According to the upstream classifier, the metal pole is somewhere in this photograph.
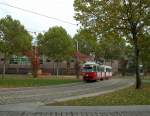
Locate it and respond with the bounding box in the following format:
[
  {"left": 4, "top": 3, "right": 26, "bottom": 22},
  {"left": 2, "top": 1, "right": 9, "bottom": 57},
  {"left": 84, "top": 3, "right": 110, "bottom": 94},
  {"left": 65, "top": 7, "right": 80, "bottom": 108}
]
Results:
[
  {"left": 75, "top": 40, "right": 79, "bottom": 79},
  {"left": 76, "top": 40, "right": 78, "bottom": 51}
]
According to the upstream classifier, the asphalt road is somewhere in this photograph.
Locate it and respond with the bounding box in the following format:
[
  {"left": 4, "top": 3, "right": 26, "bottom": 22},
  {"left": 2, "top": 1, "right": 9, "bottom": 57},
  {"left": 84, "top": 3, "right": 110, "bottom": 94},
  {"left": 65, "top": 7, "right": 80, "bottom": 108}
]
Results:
[
  {"left": 0, "top": 78, "right": 134, "bottom": 105},
  {"left": 1, "top": 78, "right": 149, "bottom": 116}
]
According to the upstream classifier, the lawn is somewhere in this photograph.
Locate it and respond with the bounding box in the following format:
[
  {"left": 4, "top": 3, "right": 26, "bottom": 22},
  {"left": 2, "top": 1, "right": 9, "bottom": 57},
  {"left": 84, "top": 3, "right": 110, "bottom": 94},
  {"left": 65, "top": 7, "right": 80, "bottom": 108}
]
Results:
[
  {"left": 143, "top": 76, "right": 150, "bottom": 83},
  {"left": 0, "top": 75, "right": 81, "bottom": 88},
  {"left": 49, "top": 82, "right": 150, "bottom": 106}
]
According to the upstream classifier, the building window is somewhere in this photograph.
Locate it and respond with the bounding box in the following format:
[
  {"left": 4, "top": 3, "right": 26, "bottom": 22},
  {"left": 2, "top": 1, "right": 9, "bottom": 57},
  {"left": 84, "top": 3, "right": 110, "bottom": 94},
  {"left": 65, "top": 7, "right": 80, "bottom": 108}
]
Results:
[
  {"left": 46, "top": 59, "right": 51, "bottom": 62},
  {"left": 71, "top": 59, "right": 75, "bottom": 62},
  {"left": 40, "top": 59, "right": 43, "bottom": 64},
  {"left": 9, "top": 56, "right": 30, "bottom": 64},
  {"left": 9, "top": 58, "right": 18, "bottom": 64}
]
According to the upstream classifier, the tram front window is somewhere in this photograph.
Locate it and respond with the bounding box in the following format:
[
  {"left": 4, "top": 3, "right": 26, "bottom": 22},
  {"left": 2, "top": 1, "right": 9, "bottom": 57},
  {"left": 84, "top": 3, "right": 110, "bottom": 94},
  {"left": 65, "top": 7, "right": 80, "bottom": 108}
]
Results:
[{"left": 83, "top": 67, "right": 93, "bottom": 72}]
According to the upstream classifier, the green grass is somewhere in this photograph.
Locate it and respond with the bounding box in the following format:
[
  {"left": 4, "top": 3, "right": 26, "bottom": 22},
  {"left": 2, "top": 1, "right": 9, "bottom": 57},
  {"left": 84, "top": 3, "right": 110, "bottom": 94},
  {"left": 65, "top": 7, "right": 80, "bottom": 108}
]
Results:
[
  {"left": 49, "top": 83, "right": 150, "bottom": 106},
  {"left": 143, "top": 80, "right": 150, "bottom": 83},
  {"left": 0, "top": 75, "right": 81, "bottom": 88},
  {"left": 143, "top": 76, "right": 150, "bottom": 83}
]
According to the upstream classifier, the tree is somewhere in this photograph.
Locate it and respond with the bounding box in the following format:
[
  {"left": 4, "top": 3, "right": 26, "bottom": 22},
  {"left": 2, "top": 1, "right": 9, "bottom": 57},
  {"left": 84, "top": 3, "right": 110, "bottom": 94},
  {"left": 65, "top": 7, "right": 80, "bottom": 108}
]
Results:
[
  {"left": 73, "top": 29, "right": 97, "bottom": 56},
  {"left": 0, "top": 15, "right": 32, "bottom": 78},
  {"left": 97, "top": 33, "right": 127, "bottom": 62},
  {"left": 38, "top": 26, "right": 74, "bottom": 76},
  {"left": 95, "top": 32, "right": 129, "bottom": 76},
  {"left": 139, "top": 32, "right": 150, "bottom": 75},
  {"left": 73, "top": 29, "right": 97, "bottom": 78},
  {"left": 74, "top": 0, "right": 150, "bottom": 89}
]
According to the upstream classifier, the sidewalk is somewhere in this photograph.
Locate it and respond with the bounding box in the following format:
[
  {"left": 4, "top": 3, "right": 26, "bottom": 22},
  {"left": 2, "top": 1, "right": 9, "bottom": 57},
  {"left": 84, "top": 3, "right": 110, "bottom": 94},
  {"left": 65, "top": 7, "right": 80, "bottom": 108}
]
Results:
[{"left": 0, "top": 104, "right": 150, "bottom": 116}]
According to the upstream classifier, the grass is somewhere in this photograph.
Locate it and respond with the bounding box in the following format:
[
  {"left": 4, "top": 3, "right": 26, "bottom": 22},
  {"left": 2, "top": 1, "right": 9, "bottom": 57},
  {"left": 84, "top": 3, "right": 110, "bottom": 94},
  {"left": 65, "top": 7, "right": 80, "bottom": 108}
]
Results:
[
  {"left": 0, "top": 75, "right": 81, "bottom": 88},
  {"left": 49, "top": 83, "right": 150, "bottom": 106},
  {"left": 143, "top": 76, "right": 150, "bottom": 83}
]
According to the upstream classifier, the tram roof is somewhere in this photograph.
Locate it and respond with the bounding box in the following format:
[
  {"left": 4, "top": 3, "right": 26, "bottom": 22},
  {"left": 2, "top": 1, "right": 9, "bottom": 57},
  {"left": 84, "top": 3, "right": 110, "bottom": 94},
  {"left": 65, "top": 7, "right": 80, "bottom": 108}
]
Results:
[
  {"left": 100, "top": 65, "right": 112, "bottom": 68},
  {"left": 83, "top": 61, "right": 97, "bottom": 65},
  {"left": 83, "top": 61, "right": 112, "bottom": 68}
]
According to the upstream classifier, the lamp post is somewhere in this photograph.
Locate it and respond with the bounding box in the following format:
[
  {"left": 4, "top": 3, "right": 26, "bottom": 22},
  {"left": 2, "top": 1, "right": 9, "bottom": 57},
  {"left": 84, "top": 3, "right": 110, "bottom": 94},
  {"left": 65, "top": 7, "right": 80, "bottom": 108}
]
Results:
[{"left": 74, "top": 39, "right": 80, "bottom": 79}]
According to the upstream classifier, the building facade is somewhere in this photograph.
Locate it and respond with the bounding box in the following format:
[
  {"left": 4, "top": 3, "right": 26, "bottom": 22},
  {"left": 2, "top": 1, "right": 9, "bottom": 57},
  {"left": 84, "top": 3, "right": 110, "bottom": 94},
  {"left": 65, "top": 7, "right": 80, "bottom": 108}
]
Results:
[{"left": 0, "top": 55, "right": 119, "bottom": 75}]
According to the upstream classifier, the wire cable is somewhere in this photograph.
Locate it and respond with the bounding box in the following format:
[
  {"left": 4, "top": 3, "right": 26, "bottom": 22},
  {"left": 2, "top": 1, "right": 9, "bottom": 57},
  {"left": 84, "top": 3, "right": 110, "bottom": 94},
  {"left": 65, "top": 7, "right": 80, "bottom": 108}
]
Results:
[{"left": 0, "top": 2, "right": 77, "bottom": 26}]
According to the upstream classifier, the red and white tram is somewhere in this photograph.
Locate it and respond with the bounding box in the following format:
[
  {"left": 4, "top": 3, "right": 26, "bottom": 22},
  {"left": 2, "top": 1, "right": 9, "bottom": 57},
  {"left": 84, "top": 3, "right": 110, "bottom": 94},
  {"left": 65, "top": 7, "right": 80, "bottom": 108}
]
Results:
[{"left": 81, "top": 62, "right": 112, "bottom": 81}]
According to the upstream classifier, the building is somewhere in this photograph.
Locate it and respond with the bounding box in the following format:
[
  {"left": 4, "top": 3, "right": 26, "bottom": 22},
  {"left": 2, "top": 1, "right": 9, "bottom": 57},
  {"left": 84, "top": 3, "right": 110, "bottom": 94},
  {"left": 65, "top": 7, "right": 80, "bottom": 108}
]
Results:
[{"left": 0, "top": 54, "right": 119, "bottom": 75}]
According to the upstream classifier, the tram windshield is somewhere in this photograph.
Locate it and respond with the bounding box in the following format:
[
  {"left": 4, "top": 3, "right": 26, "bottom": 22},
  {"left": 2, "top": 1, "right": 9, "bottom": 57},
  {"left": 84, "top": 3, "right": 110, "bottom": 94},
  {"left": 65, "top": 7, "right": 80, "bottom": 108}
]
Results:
[{"left": 82, "top": 66, "right": 96, "bottom": 72}]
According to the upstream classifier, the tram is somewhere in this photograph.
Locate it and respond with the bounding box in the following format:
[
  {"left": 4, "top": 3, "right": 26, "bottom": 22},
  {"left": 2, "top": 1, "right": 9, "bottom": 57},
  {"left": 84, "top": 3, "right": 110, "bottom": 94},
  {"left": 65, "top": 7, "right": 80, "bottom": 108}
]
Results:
[{"left": 81, "top": 61, "right": 112, "bottom": 81}]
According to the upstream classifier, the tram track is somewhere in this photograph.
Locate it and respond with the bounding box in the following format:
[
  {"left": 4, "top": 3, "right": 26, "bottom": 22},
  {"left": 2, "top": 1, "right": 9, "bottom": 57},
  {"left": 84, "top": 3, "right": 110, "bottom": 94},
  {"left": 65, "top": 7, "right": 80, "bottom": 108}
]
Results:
[{"left": 0, "top": 78, "right": 134, "bottom": 105}]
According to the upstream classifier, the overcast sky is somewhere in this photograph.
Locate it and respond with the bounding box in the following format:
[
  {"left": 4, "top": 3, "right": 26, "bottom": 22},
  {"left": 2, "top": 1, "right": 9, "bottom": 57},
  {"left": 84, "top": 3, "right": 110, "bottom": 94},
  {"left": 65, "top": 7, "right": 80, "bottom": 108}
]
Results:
[{"left": 0, "top": 0, "right": 79, "bottom": 36}]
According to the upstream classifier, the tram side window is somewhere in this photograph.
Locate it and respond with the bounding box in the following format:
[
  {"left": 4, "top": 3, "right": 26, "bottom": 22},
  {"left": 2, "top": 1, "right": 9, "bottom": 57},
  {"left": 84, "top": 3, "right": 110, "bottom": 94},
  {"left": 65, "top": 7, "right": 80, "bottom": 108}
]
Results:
[
  {"left": 93, "top": 66, "right": 97, "bottom": 72},
  {"left": 106, "top": 68, "right": 108, "bottom": 72},
  {"left": 106, "top": 68, "right": 112, "bottom": 72},
  {"left": 110, "top": 68, "right": 112, "bottom": 72},
  {"left": 100, "top": 67, "right": 104, "bottom": 72},
  {"left": 97, "top": 66, "right": 100, "bottom": 72}
]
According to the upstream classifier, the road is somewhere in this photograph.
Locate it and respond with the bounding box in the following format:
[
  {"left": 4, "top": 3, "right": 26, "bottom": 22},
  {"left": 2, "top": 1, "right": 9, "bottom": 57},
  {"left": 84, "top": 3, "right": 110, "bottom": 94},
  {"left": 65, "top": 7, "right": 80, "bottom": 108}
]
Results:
[
  {"left": 0, "top": 78, "right": 149, "bottom": 116},
  {"left": 0, "top": 78, "right": 134, "bottom": 105}
]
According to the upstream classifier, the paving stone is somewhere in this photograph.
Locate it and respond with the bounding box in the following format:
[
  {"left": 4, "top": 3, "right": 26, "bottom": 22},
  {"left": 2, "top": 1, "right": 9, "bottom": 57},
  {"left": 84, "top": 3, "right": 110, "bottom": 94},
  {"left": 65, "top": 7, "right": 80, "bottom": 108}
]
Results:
[{"left": 0, "top": 111, "right": 150, "bottom": 116}]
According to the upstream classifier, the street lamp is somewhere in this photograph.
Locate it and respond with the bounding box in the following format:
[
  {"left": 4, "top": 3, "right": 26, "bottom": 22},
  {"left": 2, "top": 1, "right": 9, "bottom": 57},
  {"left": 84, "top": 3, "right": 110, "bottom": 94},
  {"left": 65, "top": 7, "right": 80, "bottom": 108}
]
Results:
[{"left": 74, "top": 39, "right": 80, "bottom": 79}]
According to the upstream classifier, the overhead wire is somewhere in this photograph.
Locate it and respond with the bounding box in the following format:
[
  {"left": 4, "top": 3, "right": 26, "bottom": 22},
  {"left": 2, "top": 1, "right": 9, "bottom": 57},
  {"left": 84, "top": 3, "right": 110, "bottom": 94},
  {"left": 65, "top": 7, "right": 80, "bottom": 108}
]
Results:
[{"left": 0, "top": 2, "right": 77, "bottom": 26}]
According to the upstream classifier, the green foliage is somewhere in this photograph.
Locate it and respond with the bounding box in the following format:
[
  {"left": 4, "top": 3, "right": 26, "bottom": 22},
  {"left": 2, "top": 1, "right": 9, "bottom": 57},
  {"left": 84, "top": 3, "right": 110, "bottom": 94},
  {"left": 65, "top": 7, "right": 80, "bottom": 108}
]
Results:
[
  {"left": 74, "top": 0, "right": 150, "bottom": 88},
  {"left": 74, "top": 0, "right": 150, "bottom": 52},
  {"left": 0, "top": 15, "right": 32, "bottom": 57},
  {"left": 74, "top": 0, "right": 149, "bottom": 38},
  {"left": 139, "top": 33, "right": 150, "bottom": 72},
  {"left": 38, "top": 26, "right": 74, "bottom": 61},
  {"left": 97, "top": 33, "right": 127, "bottom": 60},
  {"left": 0, "top": 15, "right": 32, "bottom": 78},
  {"left": 73, "top": 29, "right": 127, "bottom": 61},
  {"left": 73, "top": 29, "right": 97, "bottom": 56}
]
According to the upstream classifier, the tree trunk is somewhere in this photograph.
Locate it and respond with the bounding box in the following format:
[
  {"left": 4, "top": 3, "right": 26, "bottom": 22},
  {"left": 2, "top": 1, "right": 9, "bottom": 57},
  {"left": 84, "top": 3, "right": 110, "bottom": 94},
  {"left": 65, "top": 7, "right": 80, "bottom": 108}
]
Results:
[
  {"left": 75, "top": 59, "right": 80, "bottom": 79},
  {"left": 32, "top": 64, "right": 38, "bottom": 78},
  {"left": 110, "top": 59, "right": 113, "bottom": 67},
  {"left": 2, "top": 54, "right": 7, "bottom": 79},
  {"left": 135, "top": 44, "right": 141, "bottom": 89},
  {"left": 120, "top": 59, "right": 127, "bottom": 77},
  {"left": 32, "top": 58, "right": 38, "bottom": 78},
  {"left": 66, "top": 61, "right": 70, "bottom": 75},
  {"left": 2, "top": 58, "right": 6, "bottom": 79},
  {"left": 134, "top": 35, "right": 142, "bottom": 89},
  {"left": 56, "top": 61, "right": 59, "bottom": 77},
  {"left": 16, "top": 62, "right": 20, "bottom": 74}
]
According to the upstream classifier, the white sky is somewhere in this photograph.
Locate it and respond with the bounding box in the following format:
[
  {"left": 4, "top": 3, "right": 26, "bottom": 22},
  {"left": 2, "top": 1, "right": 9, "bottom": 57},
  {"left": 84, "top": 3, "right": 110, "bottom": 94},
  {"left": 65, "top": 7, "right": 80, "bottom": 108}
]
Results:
[{"left": 0, "top": 0, "right": 79, "bottom": 37}]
